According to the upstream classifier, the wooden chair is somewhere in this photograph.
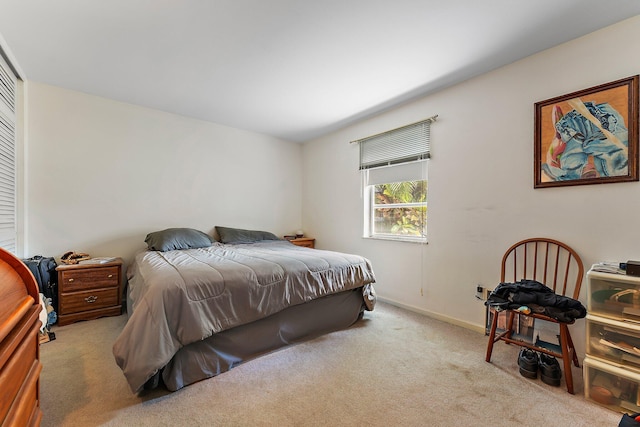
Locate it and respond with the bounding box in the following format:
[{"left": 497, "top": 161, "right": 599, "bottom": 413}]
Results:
[{"left": 485, "top": 238, "right": 584, "bottom": 394}]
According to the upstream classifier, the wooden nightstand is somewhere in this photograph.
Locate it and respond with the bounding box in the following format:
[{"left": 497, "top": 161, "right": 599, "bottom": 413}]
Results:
[
  {"left": 56, "top": 258, "right": 123, "bottom": 326},
  {"left": 290, "top": 237, "right": 315, "bottom": 248}
]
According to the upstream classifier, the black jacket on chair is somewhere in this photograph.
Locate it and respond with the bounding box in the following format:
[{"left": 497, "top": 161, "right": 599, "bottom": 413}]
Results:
[{"left": 485, "top": 279, "right": 586, "bottom": 322}]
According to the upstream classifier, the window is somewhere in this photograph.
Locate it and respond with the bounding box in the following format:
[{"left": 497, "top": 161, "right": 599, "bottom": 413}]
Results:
[
  {"left": 0, "top": 52, "right": 18, "bottom": 253},
  {"left": 370, "top": 179, "right": 427, "bottom": 239},
  {"left": 354, "top": 117, "right": 435, "bottom": 242},
  {"left": 363, "top": 161, "right": 428, "bottom": 241}
]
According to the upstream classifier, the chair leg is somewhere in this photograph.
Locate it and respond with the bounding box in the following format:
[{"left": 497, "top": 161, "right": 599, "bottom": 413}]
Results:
[
  {"left": 505, "top": 311, "right": 515, "bottom": 340},
  {"left": 559, "top": 324, "right": 574, "bottom": 394},
  {"left": 565, "top": 328, "right": 580, "bottom": 367},
  {"left": 485, "top": 309, "right": 499, "bottom": 362}
]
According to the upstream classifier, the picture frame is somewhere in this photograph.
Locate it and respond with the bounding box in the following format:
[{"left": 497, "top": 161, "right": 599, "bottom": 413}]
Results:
[{"left": 534, "top": 75, "right": 639, "bottom": 188}]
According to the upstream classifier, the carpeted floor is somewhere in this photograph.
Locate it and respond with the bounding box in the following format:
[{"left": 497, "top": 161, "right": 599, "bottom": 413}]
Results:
[{"left": 39, "top": 302, "right": 621, "bottom": 426}]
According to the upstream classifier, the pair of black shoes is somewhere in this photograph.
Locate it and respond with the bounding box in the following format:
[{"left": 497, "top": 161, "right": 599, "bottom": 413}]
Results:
[{"left": 517, "top": 348, "right": 562, "bottom": 386}]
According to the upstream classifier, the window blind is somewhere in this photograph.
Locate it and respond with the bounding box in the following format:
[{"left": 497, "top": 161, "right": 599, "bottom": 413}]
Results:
[
  {"left": 366, "top": 159, "right": 427, "bottom": 186},
  {"left": 354, "top": 116, "right": 436, "bottom": 170},
  {"left": 0, "top": 53, "right": 17, "bottom": 253}
]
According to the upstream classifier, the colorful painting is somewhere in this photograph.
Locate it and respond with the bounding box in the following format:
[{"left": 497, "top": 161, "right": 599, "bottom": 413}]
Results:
[{"left": 534, "top": 76, "right": 639, "bottom": 188}]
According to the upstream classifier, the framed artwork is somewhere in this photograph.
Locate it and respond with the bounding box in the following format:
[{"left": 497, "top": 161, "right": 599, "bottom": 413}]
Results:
[{"left": 534, "top": 75, "right": 639, "bottom": 188}]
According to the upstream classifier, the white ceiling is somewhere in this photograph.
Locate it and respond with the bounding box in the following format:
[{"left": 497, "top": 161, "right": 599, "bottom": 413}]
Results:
[{"left": 1, "top": 1, "right": 640, "bottom": 143}]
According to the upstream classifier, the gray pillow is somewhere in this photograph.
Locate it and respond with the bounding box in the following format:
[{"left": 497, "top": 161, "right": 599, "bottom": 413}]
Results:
[
  {"left": 145, "top": 228, "right": 213, "bottom": 251},
  {"left": 216, "top": 226, "right": 281, "bottom": 244}
]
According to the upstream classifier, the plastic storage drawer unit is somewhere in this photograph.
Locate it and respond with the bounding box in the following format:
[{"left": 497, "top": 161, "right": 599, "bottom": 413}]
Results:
[
  {"left": 584, "top": 356, "right": 640, "bottom": 413},
  {"left": 587, "top": 270, "right": 640, "bottom": 322},
  {"left": 586, "top": 314, "right": 640, "bottom": 370}
]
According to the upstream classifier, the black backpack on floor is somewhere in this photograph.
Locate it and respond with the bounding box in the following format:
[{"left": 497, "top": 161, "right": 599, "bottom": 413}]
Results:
[{"left": 22, "top": 255, "right": 58, "bottom": 315}]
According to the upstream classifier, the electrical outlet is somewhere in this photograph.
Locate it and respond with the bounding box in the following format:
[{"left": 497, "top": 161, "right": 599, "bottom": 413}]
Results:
[{"left": 475, "top": 284, "right": 485, "bottom": 301}]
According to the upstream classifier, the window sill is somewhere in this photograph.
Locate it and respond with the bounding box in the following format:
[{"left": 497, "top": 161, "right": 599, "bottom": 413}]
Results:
[{"left": 362, "top": 235, "right": 428, "bottom": 244}]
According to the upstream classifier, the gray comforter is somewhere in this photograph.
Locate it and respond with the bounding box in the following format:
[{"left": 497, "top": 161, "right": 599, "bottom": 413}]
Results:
[{"left": 113, "top": 241, "right": 376, "bottom": 393}]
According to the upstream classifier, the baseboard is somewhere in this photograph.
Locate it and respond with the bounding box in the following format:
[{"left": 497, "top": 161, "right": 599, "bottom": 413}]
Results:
[{"left": 377, "top": 296, "right": 486, "bottom": 334}]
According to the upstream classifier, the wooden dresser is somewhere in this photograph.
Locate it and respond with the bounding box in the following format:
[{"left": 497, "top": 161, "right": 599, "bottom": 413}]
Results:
[
  {"left": 0, "top": 248, "right": 43, "bottom": 427},
  {"left": 56, "top": 258, "right": 123, "bottom": 326}
]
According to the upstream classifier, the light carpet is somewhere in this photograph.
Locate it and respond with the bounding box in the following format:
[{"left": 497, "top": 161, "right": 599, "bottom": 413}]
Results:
[{"left": 39, "top": 302, "right": 620, "bottom": 426}]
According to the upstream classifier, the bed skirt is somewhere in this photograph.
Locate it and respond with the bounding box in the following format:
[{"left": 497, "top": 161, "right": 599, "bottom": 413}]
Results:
[{"left": 145, "top": 286, "right": 368, "bottom": 391}]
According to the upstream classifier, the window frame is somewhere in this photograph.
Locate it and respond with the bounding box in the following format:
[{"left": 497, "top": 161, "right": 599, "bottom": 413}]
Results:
[{"left": 364, "top": 178, "right": 428, "bottom": 243}]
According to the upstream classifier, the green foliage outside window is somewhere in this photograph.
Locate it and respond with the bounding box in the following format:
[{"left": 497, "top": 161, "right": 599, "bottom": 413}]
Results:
[{"left": 373, "top": 180, "right": 427, "bottom": 237}]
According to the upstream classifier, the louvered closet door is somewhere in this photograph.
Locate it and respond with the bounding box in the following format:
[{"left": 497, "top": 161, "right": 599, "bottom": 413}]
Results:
[{"left": 0, "top": 54, "right": 16, "bottom": 254}]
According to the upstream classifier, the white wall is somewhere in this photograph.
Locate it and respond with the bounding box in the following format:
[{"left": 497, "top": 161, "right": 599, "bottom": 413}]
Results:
[
  {"left": 18, "top": 16, "right": 640, "bottom": 359},
  {"left": 302, "top": 16, "right": 640, "bottom": 355},
  {"left": 25, "top": 82, "right": 303, "bottom": 263}
]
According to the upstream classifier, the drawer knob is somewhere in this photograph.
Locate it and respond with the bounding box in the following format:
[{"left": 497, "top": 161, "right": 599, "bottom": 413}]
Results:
[
  {"left": 85, "top": 295, "right": 98, "bottom": 303},
  {"left": 108, "top": 274, "right": 113, "bottom": 278},
  {"left": 68, "top": 278, "right": 74, "bottom": 282}
]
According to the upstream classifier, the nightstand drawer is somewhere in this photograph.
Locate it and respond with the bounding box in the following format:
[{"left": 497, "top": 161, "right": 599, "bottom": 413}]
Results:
[
  {"left": 60, "top": 266, "right": 119, "bottom": 292},
  {"left": 59, "top": 287, "right": 119, "bottom": 314},
  {"left": 290, "top": 238, "right": 315, "bottom": 248},
  {"left": 56, "top": 258, "right": 123, "bottom": 325}
]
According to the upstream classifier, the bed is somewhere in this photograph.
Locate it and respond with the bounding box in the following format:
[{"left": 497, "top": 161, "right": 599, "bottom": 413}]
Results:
[{"left": 112, "top": 227, "right": 376, "bottom": 393}]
